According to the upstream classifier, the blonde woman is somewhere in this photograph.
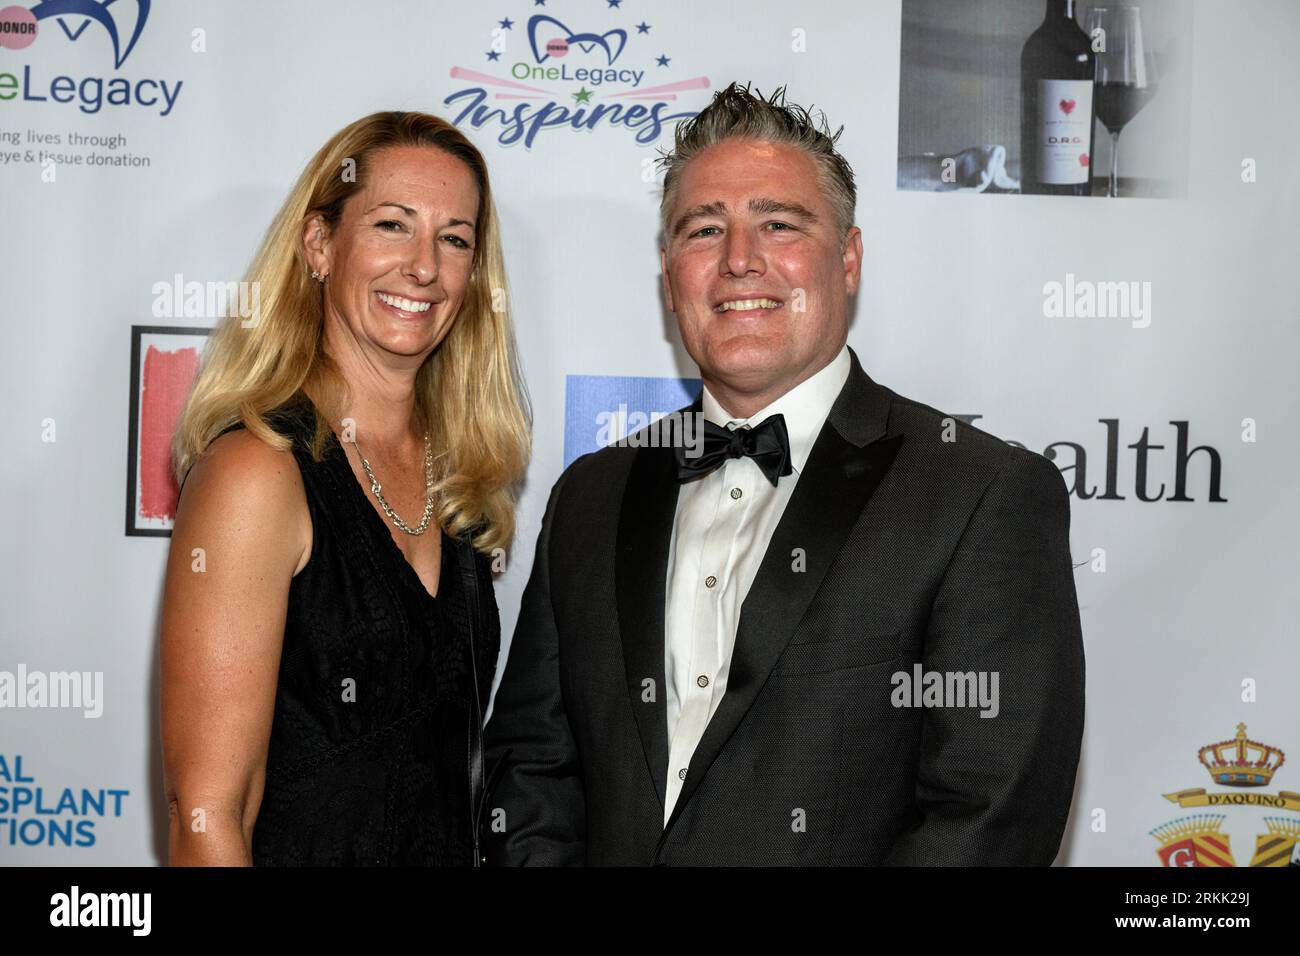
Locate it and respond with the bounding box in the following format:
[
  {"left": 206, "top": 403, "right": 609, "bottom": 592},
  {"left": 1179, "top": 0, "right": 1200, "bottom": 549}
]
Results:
[{"left": 161, "top": 112, "right": 529, "bottom": 866}]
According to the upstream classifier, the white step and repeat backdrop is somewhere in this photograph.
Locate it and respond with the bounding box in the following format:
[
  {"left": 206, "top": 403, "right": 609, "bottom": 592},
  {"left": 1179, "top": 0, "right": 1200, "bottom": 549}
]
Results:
[{"left": 1, "top": 0, "right": 1297, "bottom": 866}]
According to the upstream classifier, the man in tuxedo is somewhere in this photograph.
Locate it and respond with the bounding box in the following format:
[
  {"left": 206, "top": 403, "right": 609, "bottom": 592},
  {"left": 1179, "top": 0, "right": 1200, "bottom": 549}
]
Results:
[{"left": 482, "top": 83, "right": 1085, "bottom": 865}]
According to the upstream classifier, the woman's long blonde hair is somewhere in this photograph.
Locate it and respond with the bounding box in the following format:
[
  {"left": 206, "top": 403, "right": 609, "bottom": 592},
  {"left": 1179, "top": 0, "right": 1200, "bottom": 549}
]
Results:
[{"left": 173, "top": 111, "right": 530, "bottom": 555}]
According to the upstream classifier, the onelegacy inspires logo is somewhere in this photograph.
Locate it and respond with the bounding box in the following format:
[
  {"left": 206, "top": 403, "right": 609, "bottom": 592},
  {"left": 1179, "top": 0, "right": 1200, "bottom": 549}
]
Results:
[
  {"left": 0, "top": 0, "right": 183, "bottom": 116},
  {"left": 444, "top": 1, "right": 708, "bottom": 147}
]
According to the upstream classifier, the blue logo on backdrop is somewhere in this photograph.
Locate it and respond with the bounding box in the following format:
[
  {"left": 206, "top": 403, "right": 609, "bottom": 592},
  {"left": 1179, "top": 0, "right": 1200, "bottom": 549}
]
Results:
[
  {"left": 0, "top": 0, "right": 183, "bottom": 116},
  {"left": 564, "top": 374, "right": 701, "bottom": 467},
  {"left": 32, "top": 0, "right": 150, "bottom": 68},
  {"left": 443, "top": 2, "right": 710, "bottom": 147},
  {"left": 0, "top": 753, "right": 128, "bottom": 849}
]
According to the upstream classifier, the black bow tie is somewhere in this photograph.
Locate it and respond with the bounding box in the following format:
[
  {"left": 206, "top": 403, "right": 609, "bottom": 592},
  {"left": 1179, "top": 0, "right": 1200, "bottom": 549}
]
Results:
[{"left": 674, "top": 413, "right": 793, "bottom": 487}]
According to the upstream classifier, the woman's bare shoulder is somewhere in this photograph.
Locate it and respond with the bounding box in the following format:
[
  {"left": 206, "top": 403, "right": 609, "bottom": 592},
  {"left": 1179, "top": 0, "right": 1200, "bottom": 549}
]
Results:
[{"left": 175, "top": 427, "right": 311, "bottom": 572}]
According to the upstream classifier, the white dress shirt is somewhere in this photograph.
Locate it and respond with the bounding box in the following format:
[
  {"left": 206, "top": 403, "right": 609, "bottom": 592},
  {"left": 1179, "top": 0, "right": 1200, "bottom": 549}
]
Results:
[{"left": 662, "top": 344, "right": 852, "bottom": 823}]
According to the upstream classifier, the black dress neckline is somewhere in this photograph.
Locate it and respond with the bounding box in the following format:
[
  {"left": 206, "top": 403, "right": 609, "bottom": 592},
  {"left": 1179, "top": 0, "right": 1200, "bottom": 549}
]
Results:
[{"left": 317, "top": 417, "right": 452, "bottom": 605}]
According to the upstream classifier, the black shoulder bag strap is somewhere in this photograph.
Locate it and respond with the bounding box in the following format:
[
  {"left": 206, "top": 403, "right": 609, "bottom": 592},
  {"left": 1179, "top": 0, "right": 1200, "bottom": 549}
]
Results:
[{"left": 455, "top": 534, "right": 488, "bottom": 867}]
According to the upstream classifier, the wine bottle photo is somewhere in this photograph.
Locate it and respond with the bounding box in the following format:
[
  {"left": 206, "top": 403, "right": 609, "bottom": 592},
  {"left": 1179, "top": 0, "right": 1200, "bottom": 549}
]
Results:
[
  {"left": 1019, "top": 0, "right": 1097, "bottom": 195},
  {"left": 896, "top": 0, "right": 1189, "bottom": 199}
]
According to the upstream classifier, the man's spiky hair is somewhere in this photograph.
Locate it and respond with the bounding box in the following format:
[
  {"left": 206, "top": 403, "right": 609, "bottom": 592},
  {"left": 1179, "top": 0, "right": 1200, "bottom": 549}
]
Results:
[{"left": 656, "top": 82, "right": 857, "bottom": 242}]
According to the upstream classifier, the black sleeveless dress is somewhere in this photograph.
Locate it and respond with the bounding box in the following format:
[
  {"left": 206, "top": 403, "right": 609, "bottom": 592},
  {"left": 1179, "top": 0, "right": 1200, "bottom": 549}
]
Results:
[{"left": 211, "top": 399, "right": 499, "bottom": 866}]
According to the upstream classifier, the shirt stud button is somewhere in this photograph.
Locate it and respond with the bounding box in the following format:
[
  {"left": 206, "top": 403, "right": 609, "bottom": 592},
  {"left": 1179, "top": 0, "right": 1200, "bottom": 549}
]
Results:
[
  {"left": 697, "top": 674, "right": 710, "bottom": 688},
  {"left": 730, "top": 487, "right": 742, "bottom": 500},
  {"left": 705, "top": 575, "right": 717, "bottom": 588},
  {"left": 679, "top": 768, "right": 688, "bottom": 780}
]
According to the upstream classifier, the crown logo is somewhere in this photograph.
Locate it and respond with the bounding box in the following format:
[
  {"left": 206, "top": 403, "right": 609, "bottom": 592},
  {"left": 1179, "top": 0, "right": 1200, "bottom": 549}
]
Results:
[{"left": 1198, "top": 723, "right": 1285, "bottom": 787}]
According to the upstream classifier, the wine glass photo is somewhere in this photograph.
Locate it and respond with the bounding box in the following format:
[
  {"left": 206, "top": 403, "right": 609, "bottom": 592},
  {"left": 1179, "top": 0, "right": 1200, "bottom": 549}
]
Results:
[{"left": 1088, "top": 5, "right": 1160, "bottom": 197}]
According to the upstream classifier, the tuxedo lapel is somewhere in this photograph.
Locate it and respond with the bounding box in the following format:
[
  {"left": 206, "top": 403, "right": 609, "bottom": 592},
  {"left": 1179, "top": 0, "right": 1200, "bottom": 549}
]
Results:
[
  {"left": 658, "top": 347, "right": 903, "bottom": 839},
  {"left": 614, "top": 397, "right": 701, "bottom": 811}
]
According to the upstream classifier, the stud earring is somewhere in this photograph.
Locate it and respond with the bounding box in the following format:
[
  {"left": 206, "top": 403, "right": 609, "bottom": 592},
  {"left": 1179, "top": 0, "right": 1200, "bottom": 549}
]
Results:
[{"left": 310, "top": 269, "right": 327, "bottom": 283}]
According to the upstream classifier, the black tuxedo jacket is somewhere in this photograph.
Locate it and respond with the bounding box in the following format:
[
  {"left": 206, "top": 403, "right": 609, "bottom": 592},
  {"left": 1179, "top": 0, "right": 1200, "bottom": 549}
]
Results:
[{"left": 483, "top": 347, "right": 1085, "bottom": 865}]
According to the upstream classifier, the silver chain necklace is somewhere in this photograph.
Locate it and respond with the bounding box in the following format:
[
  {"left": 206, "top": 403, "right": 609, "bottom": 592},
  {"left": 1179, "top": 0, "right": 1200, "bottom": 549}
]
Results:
[{"left": 354, "top": 432, "right": 436, "bottom": 536}]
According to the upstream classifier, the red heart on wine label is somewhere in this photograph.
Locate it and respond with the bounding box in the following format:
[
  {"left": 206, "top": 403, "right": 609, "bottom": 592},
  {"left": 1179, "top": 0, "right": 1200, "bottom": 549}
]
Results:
[
  {"left": 1060, "top": 98, "right": 1077, "bottom": 115},
  {"left": 1079, "top": 153, "right": 1090, "bottom": 167}
]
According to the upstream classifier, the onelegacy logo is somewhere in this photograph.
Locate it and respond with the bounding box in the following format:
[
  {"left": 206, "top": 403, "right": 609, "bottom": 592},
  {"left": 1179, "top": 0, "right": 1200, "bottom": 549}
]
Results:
[
  {"left": 444, "top": 1, "right": 708, "bottom": 147},
  {"left": 0, "top": 0, "right": 183, "bottom": 116}
]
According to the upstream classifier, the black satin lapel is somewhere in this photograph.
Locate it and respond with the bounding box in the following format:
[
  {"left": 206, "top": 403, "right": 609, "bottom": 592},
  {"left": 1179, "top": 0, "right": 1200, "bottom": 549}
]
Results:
[
  {"left": 615, "top": 443, "right": 680, "bottom": 811},
  {"left": 660, "top": 427, "right": 905, "bottom": 837}
]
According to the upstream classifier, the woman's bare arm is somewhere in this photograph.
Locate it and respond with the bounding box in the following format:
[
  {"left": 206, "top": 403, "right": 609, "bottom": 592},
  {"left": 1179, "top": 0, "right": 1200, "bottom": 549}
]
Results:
[{"left": 160, "top": 430, "right": 311, "bottom": 866}]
